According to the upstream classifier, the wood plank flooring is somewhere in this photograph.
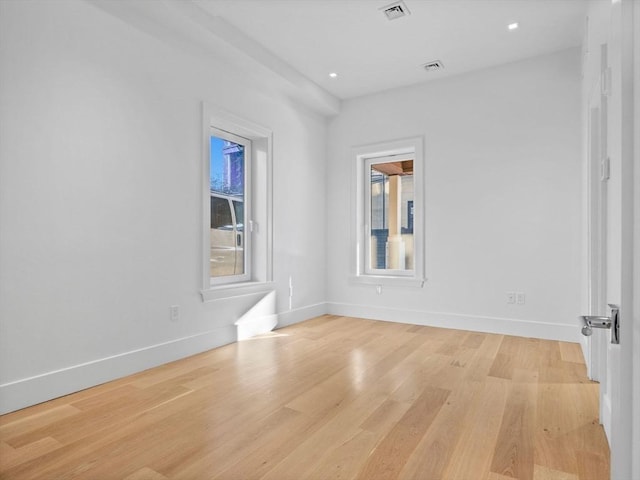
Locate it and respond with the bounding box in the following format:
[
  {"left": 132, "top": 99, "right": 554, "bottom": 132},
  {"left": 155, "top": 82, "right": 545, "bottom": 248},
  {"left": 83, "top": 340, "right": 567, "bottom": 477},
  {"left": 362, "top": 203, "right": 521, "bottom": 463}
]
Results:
[{"left": 0, "top": 315, "right": 610, "bottom": 479}]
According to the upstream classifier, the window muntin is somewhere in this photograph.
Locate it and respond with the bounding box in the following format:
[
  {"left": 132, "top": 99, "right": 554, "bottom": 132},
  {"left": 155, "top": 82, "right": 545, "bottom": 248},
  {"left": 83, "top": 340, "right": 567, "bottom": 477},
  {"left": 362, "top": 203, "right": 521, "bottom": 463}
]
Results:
[
  {"left": 209, "top": 129, "right": 250, "bottom": 285},
  {"left": 365, "top": 155, "right": 415, "bottom": 276}
]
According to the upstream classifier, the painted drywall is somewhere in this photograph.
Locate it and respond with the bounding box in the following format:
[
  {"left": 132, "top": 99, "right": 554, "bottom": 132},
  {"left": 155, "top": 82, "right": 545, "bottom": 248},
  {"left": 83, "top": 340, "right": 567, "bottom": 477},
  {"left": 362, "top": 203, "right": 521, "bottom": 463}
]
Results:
[
  {"left": 326, "top": 48, "right": 583, "bottom": 341},
  {"left": 0, "top": 0, "right": 327, "bottom": 413}
]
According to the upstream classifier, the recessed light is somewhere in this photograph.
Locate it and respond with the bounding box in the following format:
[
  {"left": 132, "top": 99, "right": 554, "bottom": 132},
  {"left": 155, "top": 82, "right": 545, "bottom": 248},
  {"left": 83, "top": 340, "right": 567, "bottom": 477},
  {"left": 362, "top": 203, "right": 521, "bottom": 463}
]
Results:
[
  {"left": 329, "top": 72, "right": 338, "bottom": 78},
  {"left": 508, "top": 22, "right": 519, "bottom": 30}
]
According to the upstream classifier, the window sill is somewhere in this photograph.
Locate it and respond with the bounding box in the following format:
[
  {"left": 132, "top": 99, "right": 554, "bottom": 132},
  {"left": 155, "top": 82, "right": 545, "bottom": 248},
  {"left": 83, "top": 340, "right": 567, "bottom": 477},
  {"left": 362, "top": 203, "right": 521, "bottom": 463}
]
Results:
[
  {"left": 349, "top": 275, "right": 425, "bottom": 288},
  {"left": 200, "top": 281, "right": 275, "bottom": 302}
]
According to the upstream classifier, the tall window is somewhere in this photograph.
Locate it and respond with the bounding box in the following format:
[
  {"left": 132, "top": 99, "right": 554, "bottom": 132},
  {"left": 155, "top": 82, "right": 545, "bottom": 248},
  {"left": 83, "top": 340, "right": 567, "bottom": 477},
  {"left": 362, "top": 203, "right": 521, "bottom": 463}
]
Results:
[
  {"left": 209, "top": 129, "right": 251, "bottom": 285},
  {"left": 366, "top": 156, "right": 414, "bottom": 274},
  {"left": 353, "top": 137, "right": 424, "bottom": 287},
  {"left": 201, "top": 104, "right": 273, "bottom": 301}
]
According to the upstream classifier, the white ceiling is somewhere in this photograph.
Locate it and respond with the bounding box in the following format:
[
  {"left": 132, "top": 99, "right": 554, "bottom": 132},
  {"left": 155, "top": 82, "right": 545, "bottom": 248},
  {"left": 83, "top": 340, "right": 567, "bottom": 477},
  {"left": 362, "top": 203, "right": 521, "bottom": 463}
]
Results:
[{"left": 194, "top": 0, "right": 588, "bottom": 100}]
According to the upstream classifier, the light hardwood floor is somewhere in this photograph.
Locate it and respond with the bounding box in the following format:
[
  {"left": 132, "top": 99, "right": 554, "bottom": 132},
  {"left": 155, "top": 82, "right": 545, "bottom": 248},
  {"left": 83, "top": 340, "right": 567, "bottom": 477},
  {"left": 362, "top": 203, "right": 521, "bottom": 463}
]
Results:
[{"left": 0, "top": 315, "right": 609, "bottom": 480}]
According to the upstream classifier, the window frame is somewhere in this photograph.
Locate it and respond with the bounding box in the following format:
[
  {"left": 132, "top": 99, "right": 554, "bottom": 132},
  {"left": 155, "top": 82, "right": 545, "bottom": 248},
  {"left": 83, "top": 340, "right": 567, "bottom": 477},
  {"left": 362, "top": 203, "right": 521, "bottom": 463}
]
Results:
[
  {"left": 201, "top": 104, "right": 274, "bottom": 301},
  {"left": 363, "top": 153, "right": 415, "bottom": 277},
  {"left": 208, "top": 127, "right": 252, "bottom": 286},
  {"left": 352, "top": 137, "right": 425, "bottom": 288}
]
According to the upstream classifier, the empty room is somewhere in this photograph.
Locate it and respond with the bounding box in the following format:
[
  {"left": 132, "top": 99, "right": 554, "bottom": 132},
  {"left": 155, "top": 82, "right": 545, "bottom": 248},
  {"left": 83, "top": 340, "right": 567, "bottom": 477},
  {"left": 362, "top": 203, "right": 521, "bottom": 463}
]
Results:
[{"left": 0, "top": 0, "right": 638, "bottom": 479}]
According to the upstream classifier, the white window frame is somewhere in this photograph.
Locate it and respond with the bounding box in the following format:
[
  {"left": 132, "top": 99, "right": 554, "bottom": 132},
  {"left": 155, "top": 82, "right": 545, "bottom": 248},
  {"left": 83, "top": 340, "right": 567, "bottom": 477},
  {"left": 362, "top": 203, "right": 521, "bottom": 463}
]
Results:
[
  {"left": 352, "top": 137, "right": 425, "bottom": 288},
  {"left": 364, "top": 153, "right": 416, "bottom": 277},
  {"left": 208, "top": 127, "right": 252, "bottom": 286},
  {"left": 201, "top": 103, "right": 274, "bottom": 301}
]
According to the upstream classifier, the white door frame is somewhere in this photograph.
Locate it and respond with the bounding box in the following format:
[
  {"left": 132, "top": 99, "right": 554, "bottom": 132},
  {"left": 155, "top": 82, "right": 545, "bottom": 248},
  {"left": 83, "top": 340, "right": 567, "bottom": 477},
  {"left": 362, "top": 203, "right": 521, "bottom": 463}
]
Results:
[
  {"left": 631, "top": 3, "right": 640, "bottom": 476},
  {"left": 585, "top": 63, "right": 608, "bottom": 395},
  {"left": 618, "top": 0, "right": 639, "bottom": 477},
  {"left": 583, "top": 1, "right": 638, "bottom": 478},
  {"left": 606, "top": 0, "right": 637, "bottom": 477}
]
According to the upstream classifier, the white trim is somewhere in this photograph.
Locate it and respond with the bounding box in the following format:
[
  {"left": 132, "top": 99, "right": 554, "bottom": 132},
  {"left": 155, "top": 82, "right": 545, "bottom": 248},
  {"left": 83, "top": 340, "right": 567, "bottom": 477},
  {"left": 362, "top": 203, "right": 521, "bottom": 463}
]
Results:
[
  {"left": 235, "top": 291, "right": 277, "bottom": 340},
  {"left": 201, "top": 103, "right": 274, "bottom": 298},
  {"left": 585, "top": 77, "right": 607, "bottom": 382},
  {"left": 200, "top": 281, "right": 275, "bottom": 302},
  {"left": 631, "top": 2, "right": 640, "bottom": 475},
  {"left": 0, "top": 301, "right": 581, "bottom": 415},
  {"left": 276, "top": 302, "right": 328, "bottom": 329},
  {"left": 602, "top": 391, "right": 613, "bottom": 442},
  {"left": 327, "top": 302, "right": 580, "bottom": 343},
  {"left": 614, "top": 1, "right": 638, "bottom": 477},
  {"left": 352, "top": 136, "right": 425, "bottom": 286},
  {"left": 348, "top": 275, "right": 425, "bottom": 288},
  {"left": 208, "top": 128, "right": 252, "bottom": 286},
  {"left": 0, "top": 326, "right": 236, "bottom": 415}
]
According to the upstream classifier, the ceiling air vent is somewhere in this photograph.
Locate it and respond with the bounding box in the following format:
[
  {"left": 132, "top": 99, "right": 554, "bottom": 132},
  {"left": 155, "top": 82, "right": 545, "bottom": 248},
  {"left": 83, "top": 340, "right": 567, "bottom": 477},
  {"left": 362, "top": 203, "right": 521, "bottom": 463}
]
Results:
[
  {"left": 422, "top": 60, "right": 444, "bottom": 72},
  {"left": 380, "top": 1, "right": 411, "bottom": 21}
]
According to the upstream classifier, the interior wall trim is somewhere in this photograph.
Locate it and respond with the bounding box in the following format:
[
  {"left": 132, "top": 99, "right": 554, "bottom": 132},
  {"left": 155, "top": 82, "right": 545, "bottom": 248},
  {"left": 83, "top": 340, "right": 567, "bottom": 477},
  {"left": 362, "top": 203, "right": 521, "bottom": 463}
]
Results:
[
  {"left": 0, "top": 301, "right": 580, "bottom": 415},
  {"left": 276, "top": 302, "right": 328, "bottom": 329},
  {"left": 327, "top": 302, "right": 580, "bottom": 343},
  {"left": 0, "top": 325, "right": 236, "bottom": 415}
]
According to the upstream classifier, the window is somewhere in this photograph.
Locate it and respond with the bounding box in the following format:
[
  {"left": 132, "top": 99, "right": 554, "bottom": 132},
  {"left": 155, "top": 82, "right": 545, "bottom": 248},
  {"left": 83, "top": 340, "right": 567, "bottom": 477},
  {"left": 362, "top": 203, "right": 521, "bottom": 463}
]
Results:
[
  {"left": 353, "top": 137, "right": 425, "bottom": 287},
  {"left": 209, "top": 130, "right": 250, "bottom": 284},
  {"left": 365, "top": 155, "right": 414, "bottom": 275},
  {"left": 201, "top": 104, "right": 273, "bottom": 300}
]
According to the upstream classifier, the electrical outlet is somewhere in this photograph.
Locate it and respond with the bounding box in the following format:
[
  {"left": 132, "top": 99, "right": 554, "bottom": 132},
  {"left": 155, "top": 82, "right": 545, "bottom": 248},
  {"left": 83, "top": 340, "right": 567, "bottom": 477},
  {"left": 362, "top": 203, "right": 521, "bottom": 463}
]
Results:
[
  {"left": 506, "top": 292, "right": 516, "bottom": 304},
  {"left": 170, "top": 305, "right": 180, "bottom": 322},
  {"left": 516, "top": 292, "right": 526, "bottom": 305}
]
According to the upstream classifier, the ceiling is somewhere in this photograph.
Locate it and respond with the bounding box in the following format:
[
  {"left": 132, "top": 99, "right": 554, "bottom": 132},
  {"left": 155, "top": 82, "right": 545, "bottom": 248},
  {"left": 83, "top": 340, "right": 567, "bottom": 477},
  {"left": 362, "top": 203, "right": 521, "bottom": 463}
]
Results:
[{"left": 194, "top": 0, "right": 588, "bottom": 100}]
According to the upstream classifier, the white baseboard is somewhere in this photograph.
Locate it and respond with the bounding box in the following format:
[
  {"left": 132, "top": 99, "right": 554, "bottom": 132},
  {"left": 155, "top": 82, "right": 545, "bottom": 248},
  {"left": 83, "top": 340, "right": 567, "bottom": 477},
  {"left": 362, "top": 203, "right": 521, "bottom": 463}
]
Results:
[
  {"left": 0, "top": 325, "right": 236, "bottom": 415},
  {"left": 0, "top": 302, "right": 580, "bottom": 415},
  {"left": 601, "top": 392, "right": 612, "bottom": 444},
  {"left": 235, "top": 290, "right": 278, "bottom": 340},
  {"left": 327, "top": 302, "right": 580, "bottom": 343},
  {"left": 276, "top": 302, "right": 328, "bottom": 329}
]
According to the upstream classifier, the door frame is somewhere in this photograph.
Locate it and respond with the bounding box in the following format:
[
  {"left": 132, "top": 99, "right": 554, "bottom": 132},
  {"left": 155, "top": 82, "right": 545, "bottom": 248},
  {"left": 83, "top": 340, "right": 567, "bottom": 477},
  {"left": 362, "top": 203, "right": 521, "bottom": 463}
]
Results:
[
  {"left": 585, "top": 67, "right": 608, "bottom": 394},
  {"left": 614, "top": 0, "right": 638, "bottom": 478},
  {"left": 631, "top": 3, "right": 640, "bottom": 477},
  {"left": 583, "top": 0, "right": 638, "bottom": 477}
]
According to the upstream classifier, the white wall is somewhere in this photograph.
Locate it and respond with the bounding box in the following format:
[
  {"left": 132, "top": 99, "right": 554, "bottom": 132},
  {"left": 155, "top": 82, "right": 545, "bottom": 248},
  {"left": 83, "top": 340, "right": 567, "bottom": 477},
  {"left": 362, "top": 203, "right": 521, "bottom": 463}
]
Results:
[
  {"left": 0, "top": 0, "right": 586, "bottom": 415},
  {"left": 326, "top": 48, "right": 583, "bottom": 341},
  {"left": 0, "top": 0, "right": 327, "bottom": 413}
]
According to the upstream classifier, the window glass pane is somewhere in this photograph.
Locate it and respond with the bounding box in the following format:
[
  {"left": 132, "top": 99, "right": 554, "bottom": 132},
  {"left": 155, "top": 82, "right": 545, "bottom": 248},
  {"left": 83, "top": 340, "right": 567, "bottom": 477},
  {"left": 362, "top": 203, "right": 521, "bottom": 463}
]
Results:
[
  {"left": 369, "top": 160, "right": 414, "bottom": 271},
  {"left": 210, "top": 135, "right": 245, "bottom": 279},
  {"left": 232, "top": 200, "right": 244, "bottom": 275},
  {"left": 232, "top": 200, "right": 244, "bottom": 233}
]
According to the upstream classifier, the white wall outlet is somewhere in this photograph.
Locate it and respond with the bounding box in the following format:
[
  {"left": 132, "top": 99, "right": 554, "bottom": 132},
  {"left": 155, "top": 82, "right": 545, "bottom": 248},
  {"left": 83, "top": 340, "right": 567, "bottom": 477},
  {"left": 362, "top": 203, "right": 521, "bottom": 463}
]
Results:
[
  {"left": 506, "top": 292, "right": 516, "bottom": 304},
  {"left": 516, "top": 292, "right": 526, "bottom": 305},
  {"left": 170, "top": 305, "right": 180, "bottom": 322}
]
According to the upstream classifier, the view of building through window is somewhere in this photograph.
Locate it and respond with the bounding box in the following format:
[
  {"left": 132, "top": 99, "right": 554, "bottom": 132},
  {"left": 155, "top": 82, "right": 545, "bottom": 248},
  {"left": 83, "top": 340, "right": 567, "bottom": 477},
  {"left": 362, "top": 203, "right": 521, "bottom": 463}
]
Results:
[
  {"left": 369, "top": 160, "right": 414, "bottom": 271},
  {"left": 210, "top": 134, "right": 247, "bottom": 280},
  {"left": 210, "top": 136, "right": 244, "bottom": 195}
]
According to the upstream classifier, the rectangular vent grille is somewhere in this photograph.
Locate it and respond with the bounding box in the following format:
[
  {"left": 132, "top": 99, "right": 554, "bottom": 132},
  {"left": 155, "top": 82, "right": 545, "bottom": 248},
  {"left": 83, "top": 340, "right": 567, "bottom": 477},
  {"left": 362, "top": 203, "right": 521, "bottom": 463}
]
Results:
[
  {"left": 423, "top": 60, "right": 444, "bottom": 72},
  {"left": 381, "top": 1, "right": 410, "bottom": 20}
]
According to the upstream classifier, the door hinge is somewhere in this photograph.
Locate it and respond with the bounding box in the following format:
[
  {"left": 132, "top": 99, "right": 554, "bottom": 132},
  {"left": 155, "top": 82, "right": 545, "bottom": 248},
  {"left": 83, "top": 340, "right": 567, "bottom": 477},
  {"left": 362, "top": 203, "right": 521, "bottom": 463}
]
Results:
[
  {"left": 601, "top": 157, "right": 610, "bottom": 181},
  {"left": 601, "top": 67, "right": 612, "bottom": 97}
]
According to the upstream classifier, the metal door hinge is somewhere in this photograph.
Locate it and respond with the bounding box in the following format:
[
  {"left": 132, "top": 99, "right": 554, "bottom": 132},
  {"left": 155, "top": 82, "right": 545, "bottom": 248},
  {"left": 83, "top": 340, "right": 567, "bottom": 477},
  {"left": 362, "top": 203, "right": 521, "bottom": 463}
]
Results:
[
  {"left": 601, "top": 157, "right": 610, "bottom": 181},
  {"left": 601, "top": 67, "right": 612, "bottom": 97}
]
